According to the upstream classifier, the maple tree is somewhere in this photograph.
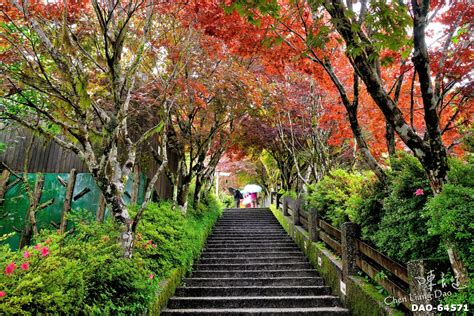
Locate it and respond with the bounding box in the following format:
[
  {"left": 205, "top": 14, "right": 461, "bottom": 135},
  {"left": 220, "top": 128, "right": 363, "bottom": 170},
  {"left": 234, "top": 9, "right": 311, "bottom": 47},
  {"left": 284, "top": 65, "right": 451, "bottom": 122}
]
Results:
[
  {"left": 134, "top": 16, "right": 258, "bottom": 211},
  {"left": 209, "top": 0, "right": 472, "bottom": 285},
  {"left": 0, "top": 0, "right": 169, "bottom": 257}
]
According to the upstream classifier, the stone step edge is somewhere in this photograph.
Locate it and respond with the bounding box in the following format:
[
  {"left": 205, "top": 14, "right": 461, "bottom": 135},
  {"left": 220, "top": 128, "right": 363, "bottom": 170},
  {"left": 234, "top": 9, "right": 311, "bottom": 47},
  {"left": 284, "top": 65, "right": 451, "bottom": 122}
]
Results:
[
  {"left": 161, "top": 307, "right": 349, "bottom": 315},
  {"left": 195, "top": 263, "right": 310, "bottom": 267},
  {"left": 169, "top": 295, "right": 338, "bottom": 300},
  {"left": 162, "top": 307, "right": 349, "bottom": 313},
  {"left": 193, "top": 269, "right": 316, "bottom": 273},
  {"left": 184, "top": 277, "right": 323, "bottom": 281},
  {"left": 179, "top": 285, "right": 329, "bottom": 289},
  {"left": 199, "top": 257, "right": 306, "bottom": 260}
]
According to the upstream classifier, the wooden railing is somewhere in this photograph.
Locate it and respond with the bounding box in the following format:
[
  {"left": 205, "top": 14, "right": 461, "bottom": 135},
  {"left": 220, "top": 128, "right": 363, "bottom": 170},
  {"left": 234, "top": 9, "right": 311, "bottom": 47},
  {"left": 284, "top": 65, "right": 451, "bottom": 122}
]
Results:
[{"left": 270, "top": 193, "right": 411, "bottom": 309}]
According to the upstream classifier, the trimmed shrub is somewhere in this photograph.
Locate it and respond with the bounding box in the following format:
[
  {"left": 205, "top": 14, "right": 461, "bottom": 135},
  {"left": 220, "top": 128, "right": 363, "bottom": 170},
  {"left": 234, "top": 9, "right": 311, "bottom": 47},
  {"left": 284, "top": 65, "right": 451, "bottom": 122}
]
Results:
[{"left": 305, "top": 169, "right": 369, "bottom": 227}]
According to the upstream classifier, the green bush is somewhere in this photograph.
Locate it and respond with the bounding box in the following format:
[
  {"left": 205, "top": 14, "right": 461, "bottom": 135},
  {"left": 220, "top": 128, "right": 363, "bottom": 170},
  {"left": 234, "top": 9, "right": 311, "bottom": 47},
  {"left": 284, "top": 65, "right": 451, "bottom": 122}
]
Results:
[
  {"left": 352, "top": 177, "right": 389, "bottom": 241},
  {"left": 0, "top": 198, "right": 221, "bottom": 314},
  {"left": 370, "top": 153, "right": 445, "bottom": 263},
  {"left": 281, "top": 190, "right": 297, "bottom": 200},
  {"left": 305, "top": 169, "right": 369, "bottom": 227},
  {"left": 219, "top": 192, "right": 234, "bottom": 208},
  {"left": 425, "top": 158, "right": 473, "bottom": 272},
  {"left": 0, "top": 220, "right": 156, "bottom": 315}
]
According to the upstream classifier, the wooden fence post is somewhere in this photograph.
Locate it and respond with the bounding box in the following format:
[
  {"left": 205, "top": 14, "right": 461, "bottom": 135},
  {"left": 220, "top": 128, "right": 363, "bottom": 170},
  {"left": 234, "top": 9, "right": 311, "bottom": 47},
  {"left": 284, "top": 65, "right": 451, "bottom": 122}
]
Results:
[
  {"left": 341, "top": 222, "right": 360, "bottom": 277},
  {"left": 407, "top": 259, "right": 437, "bottom": 316},
  {"left": 0, "top": 169, "right": 10, "bottom": 205},
  {"left": 59, "top": 169, "right": 77, "bottom": 233},
  {"left": 282, "top": 197, "right": 289, "bottom": 216},
  {"left": 308, "top": 207, "right": 319, "bottom": 242},
  {"left": 293, "top": 199, "right": 301, "bottom": 226}
]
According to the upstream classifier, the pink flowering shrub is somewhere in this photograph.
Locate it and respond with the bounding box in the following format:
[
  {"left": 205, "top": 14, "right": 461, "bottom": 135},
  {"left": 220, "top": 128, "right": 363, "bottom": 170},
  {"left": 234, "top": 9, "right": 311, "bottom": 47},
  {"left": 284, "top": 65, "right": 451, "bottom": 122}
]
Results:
[
  {"left": 415, "top": 188, "right": 424, "bottom": 196},
  {"left": 0, "top": 221, "right": 158, "bottom": 314}
]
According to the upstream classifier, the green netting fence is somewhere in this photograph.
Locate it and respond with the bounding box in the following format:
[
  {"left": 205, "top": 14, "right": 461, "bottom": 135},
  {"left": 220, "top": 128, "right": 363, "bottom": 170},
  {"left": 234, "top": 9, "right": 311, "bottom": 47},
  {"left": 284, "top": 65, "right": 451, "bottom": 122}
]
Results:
[{"left": 0, "top": 172, "right": 146, "bottom": 250}]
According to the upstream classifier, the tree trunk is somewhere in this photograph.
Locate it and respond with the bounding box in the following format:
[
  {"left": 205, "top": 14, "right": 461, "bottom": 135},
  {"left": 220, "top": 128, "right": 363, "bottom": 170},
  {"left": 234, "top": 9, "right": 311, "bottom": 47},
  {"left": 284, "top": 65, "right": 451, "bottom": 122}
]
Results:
[
  {"left": 193, "top": 175, "right": 204, "bottom": 207},
  {"left": 94, "top": 173, "right": 135, "bottom": 257},
  {"left": 347, "top": 104, "right": 387, "bottom": 183},
  {"left": 177, "top": 182, "right": 190, "bottom": 211},
  {"left": 385, "top": 120, "right": 396, "bottom": 158},
  {"left": 321, "top": 60, "right": 387, "bottom": 183},
  {"left": 19, "top": 173, "right": 44, "bottom": 249},
  {"left": 108, "top": 193, "right": 134, "bottom": 258},
  {"left": 446, "top": 243, "right": 470, "bottom": 287}
]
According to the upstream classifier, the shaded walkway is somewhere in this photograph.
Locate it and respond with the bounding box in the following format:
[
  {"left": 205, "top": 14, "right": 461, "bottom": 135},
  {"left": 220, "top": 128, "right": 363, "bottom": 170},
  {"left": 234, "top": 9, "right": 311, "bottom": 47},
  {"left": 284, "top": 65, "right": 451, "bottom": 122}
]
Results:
[{"left": 162, "top": 208, "right": 349, "bottom": 315}]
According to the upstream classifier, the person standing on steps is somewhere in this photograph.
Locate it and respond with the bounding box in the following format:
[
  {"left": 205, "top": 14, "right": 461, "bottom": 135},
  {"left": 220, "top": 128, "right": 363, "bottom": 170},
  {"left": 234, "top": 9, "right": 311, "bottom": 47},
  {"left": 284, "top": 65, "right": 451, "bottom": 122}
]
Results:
[
  {"left": 250, "top": 191, "right": 257, "bottom": 208},
  {"left": 233, "top": 189, "right": 243, "bottom": 208}
]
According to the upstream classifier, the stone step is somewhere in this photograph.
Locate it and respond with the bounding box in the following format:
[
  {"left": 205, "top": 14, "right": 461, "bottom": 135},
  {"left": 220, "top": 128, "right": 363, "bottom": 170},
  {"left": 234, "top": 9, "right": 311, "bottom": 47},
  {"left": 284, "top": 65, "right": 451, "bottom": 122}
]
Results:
[
  {"left": 166, "top": 296, "right": 341, "bottom": 309},
  {"left": 206, "top": 236, "right": 291, "bottom": 241},
  {"left": 214, "top": 224, "right": 280, "bottom": 227},
  {"left": 164, "top": 207, "right": 348, "bottom": 314},
  {"left": 205, "top": 242, "right": 296, "bottom": 248},
  {"left": 203, "top": 246, "right": 300, "bottom": 253},
  {"left": 213, "top": 227, "right": 280, "bottom": 230},
  {"left": 205, "top": 239, "right": 292, "bottom": 243},
  {"left": 161, "top": 306, "right": 350, "bottom": 315},
  {"left": 194, "top": 263, "right": 312, "bottom": 271},
  {"left": 203, "top": 247, "right": 300, "bottom": 252},
  {"left": 183, "top": 277, "right": 325, "bottom": 287},
  {"left": 199, "top": 251, "right": 304, "bottom": 258},
  {"left": 208, "top": 233, "right": 289, "bottom": 238},
  {"left": 206, "top": 239, "right": 291, "bottom": 243},
  {"left": 224, "top": 208, "right": 270, "bottom": 211},
  {"left": 218, "top": 215, "right": 274, "bottom": 217},
  {"left": 217, "top": 218, "right": 274, "bottom": 220},
  {"left": 174, "top": 286, "right": 332, "bottom": 297},
  {"left": 216, "top": 216, "right": 276, "bottom": 218},
  {"left": 191, "top": 270, "right": 318, "bottom": 278},
  {"left": 211, "top": 230, "right": 284, "bottom": 233},
  {"left": 216, "top": 220, "right": 276, "bottom": 222},
  {"left": 199, "top": 257, "right": 307, "bottom": 264}
]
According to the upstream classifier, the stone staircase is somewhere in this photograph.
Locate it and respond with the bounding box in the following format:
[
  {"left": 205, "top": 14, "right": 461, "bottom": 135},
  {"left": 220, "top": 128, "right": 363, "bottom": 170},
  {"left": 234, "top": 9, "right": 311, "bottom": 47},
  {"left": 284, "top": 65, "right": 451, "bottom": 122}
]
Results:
[{"left": 161, "top": 208, "right": 350, "bottom": 315}]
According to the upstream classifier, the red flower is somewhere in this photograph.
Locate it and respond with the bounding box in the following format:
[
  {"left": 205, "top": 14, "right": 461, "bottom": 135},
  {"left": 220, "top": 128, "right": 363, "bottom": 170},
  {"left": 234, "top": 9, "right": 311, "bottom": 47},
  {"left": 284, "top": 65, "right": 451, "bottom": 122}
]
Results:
[
  {"left": 4, "top": 262, "right": 15, "bottom": 275},
  {"left": 21, "top": 262, "right": 29, "bottom": 271},
  {"left": 152, "top": 244, "right": 157, "bottom": 249},
  {"left": 149, "top": 273, "right": 154, "bottom": 280},
  {"left": 23, "top": 251, "right": 30, "bottom": 259},
  {"left": 33, "top": 244, "right": 41, "bottom": 250},
  {"left": 40, "top": 247, "right": 49, "bottom": 257},
  {"left": 415, "top": 188, "right": 424, "bottom": 196},
  {"left": 0, "top": 291, "right": 6, "bottom": 298}
]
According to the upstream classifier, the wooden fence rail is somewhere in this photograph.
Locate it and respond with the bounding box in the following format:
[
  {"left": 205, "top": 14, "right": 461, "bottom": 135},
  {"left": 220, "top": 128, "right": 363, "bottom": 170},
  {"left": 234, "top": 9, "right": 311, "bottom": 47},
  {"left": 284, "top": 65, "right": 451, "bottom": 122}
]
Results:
[{"left": 270, "top": 193, "right": 414, "bottom": 310}]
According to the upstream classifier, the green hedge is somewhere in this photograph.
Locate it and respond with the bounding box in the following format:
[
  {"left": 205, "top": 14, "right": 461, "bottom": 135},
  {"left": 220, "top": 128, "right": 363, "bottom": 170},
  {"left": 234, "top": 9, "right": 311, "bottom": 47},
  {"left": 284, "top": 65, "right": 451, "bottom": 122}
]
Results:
[
  {"left": 304, "top": 154, "right": 473, "bottom": 266},
  {"left": 0, "top": 197, "right": 222, "bottom": 314},
  {"left": 301, "top": 153, "right": 473, "bottom": 310}
]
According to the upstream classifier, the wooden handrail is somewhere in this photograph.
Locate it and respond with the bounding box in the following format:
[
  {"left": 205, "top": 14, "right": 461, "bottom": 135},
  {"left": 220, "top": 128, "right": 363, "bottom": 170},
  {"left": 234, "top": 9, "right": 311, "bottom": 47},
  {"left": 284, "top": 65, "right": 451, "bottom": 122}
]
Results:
[
  {"left": 357, "top": 240, "right": 408, "bottom": 284},
  {"left": 300, "top": 217, "right": 309, "bottom": 230},
  {"left": 356, "top": 256, "right": 410, "bottom": 309},
  {"left": 319, "top": 230, "right": 342, "bottom": 256},
  {"left": 300, "top": 209, "right": 309, "bottom": 220},
  {"left": 273, "top": 197, "right": 408, "bottom": 283},
  {"left": 318, "top": 219, "right": 342, "bottom": 241}
]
